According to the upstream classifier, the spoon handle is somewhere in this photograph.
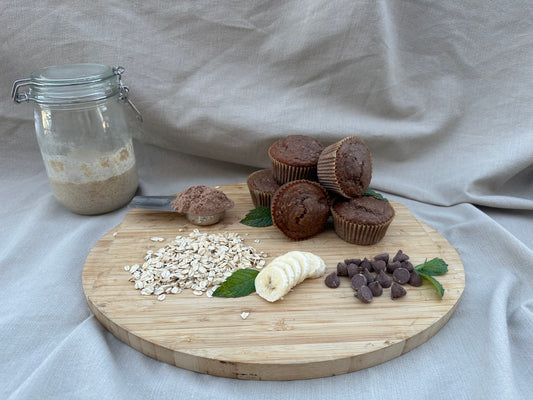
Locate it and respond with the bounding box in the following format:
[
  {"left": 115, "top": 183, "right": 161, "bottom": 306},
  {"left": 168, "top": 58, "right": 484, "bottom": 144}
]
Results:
[{"left": 129, "top": 196, "right": 176, "bottom": 212}]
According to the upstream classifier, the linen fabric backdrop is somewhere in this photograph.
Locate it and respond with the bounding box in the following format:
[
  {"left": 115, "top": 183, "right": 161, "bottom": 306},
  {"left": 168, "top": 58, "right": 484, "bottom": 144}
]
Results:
[{"left": 1, "top": 1, "right": 532, "bottom": 399}]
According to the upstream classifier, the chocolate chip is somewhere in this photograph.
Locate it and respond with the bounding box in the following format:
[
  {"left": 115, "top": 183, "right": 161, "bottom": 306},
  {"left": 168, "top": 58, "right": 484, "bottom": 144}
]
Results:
[
  {"left": 363, "top": 268, "right": 375, "bottom": 283},
  {"left": 391, "top": 282, "right": 407, "bottom": 299},
  {"left": 393, "top": 267, "right": 410, "bottom": 284},
  {"left": 336, "top": 262, "right": 348, "bottom": 277},
  {"left": 408, "top": 270, "right": 423, "bottom": 287},
  {"left": 356, "top": 285, "right": 373, "bottom": 303},
  {"left": 377, "top": 270, "right": 392, "bottom": 288},
  {"left": 347, "top": 263, "right": 363, "bottom": 278},
  {"left": 371, "top": 259, "right": 387, "bottom": 274},
  {"left": 360, "top": 257, "right": 372, "bottom": 272},
  {"left": 387, "top": 260, "right": 401, "bottom": 273},
  {"left": 325, "top": 272, "right": 341, "bottom": 288},
  {"left": 351, "top": 274, "right": 367, "bottom": 291},
  {"left": 344, "top": 258, "right": 361, "bottom": 266},
  {"left": 393, "top": 249, "right": 409, "bottom": 262},
  {"left": 374, "top": 253, "right": 389, "bottom": 264},
  {"left": 401, "top": 261, "right": 414, "bottom": 272},
  {"left": 368, "top": 281, "right": 383, "bottom": 297}
]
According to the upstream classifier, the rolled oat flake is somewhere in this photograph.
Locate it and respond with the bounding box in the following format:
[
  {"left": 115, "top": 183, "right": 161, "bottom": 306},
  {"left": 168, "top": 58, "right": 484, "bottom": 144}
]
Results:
[{"left": 12, "top": 63, "right": 142, "bottom": 214}]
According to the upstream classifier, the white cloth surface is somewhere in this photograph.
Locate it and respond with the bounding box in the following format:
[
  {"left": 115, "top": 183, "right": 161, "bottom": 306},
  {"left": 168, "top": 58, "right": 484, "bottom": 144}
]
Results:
[{"left": 1, "top": 1, "right": 533, "bottom": 399}]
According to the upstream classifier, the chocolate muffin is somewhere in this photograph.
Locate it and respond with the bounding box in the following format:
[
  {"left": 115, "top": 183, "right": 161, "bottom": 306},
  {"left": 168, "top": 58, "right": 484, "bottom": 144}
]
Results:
[
  {"left": 317, "top": 136, "right": 372, "bottom": 198},
  {"left": 271, "top": 180, "right": 330, "bottom": 241},
  {"left": 268, "top": 135, "right": 324, "bottom": 184},
  {"left": 331, "top": 195, "right": 394, "bottom": 245},
  {"left": 246, "top": 168, "right": 280, "bottom": 207}
]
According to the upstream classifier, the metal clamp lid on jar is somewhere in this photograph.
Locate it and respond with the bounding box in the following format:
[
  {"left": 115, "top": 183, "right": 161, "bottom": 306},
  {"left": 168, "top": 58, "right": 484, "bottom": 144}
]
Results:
[{"left": 11, "top": 64, "right": 142, "bottom": 122}]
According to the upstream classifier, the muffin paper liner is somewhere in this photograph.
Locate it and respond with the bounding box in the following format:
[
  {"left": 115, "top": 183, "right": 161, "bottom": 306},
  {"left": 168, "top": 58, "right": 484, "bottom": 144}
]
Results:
[
  {"left": 247, "top": 186, "right": 273, "bottom": 208},
  {"left": 316, "top": 140, "right": 347, "bottom": 196},
  {"left": 331, "top": 205, "right": 394, "bottom": 245},
  {"left": 269, "top": 147, "right": 318, "bottom": 185}
]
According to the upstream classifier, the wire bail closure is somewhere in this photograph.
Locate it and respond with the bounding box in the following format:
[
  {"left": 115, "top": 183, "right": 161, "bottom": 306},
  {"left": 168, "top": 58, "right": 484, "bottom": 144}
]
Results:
[
  {"left": 11, "top": 78, "right": 32, "bottom": 103},
  {"left": 113, "top": 66, "right": 143, "bottom": 122}
]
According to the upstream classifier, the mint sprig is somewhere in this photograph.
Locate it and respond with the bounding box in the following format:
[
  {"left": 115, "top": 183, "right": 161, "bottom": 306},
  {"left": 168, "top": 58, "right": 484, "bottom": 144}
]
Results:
[
  {"left": 363, "top": 188, "right": 389, "bottom": 202},
  {"left": 415, "top": 258, "right": 448, "bottom": 276},
  {"left": 240, "top": 206, "right": 273, "bottom": 227},
  {"left": 414, "top": 258, "right": 448, "bottom": 298},
  {"left": 212, "top": 268, "right": 259, "bottom": 298}
]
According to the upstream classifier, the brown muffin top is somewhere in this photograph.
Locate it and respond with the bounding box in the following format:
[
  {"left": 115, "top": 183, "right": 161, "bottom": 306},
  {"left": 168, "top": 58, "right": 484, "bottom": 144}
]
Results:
[
  {"left": 247, "top": 169, "right": 280, "bottom": 193},
  {"left": 269, "top": 135, "right": 324, "bottom": 167},
  {"left": 171, "top": 185, "right": 234, "bottom": 215},
  {"left": 333, "top": 196, "right": 393, "bottom": 225},
  {"left": 335, "top": 137, "right": 372, "bottom": 197},
  {"left": 271, "top": 180, "right": 330, "bottom": 240}
]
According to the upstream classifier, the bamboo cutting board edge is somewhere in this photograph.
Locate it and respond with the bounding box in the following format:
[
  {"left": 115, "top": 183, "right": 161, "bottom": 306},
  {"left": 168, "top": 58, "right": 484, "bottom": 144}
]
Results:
[
  {"left": 85, "top": 288, "right": 461, "bottom": 380},
  {"left": 82, "top": 183, "right": 465, "bottom": 380}
]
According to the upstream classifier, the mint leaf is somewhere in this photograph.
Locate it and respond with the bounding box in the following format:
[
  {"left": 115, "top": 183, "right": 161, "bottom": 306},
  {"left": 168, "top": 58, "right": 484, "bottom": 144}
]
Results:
[
  {"left": 363, "top": 188, "right": 389, "bottom": 202},
  {"left": 240, "top": 206, "right": 273, "bottom": 227},
  {"left": 415, "top": 258, "right": 448, "bottom": 276},
  {"left": 212, "top": 268, "right": 259, "bottom": 298},
  {"left": 414, "top": 258, "right": 447, "bottom": 298},
  {"left": 418, "top": 273, "right": 445, "bottom": 298}
]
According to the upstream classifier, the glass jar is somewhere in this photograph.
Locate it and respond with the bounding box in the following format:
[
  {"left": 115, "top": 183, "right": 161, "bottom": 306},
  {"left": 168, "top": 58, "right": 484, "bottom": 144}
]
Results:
[{"left": 12, "top": 63, "right": 142, "bottom": 215}]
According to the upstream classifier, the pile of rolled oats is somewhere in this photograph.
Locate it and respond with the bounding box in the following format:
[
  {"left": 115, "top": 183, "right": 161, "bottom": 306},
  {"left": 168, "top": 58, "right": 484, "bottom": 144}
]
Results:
[{"left": 124, "top": 229, "right": 266, "bottom": 301}]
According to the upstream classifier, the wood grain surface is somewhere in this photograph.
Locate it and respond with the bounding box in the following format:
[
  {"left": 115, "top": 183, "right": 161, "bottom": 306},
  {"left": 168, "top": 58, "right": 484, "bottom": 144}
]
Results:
[{"left": 82, "top": 183, "right": 465, "bottom": 380}]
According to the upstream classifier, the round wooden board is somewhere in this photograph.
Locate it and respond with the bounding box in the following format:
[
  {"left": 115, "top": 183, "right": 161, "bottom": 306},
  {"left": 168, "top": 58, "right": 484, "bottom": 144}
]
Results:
[{"left": 82, "top": 183, "right": 465, "bottom": 380}]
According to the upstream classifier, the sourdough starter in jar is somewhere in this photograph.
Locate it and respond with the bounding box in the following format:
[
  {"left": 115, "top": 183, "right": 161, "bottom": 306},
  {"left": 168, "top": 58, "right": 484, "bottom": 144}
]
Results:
[{"left": 43, "top": 142, "right": 138, "bottom": 215}]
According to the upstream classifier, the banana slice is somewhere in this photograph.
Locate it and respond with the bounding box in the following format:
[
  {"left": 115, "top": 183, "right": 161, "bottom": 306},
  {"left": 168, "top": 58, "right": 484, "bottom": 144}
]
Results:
[
  {"left": 255, "top": 251, "right": 326, "bottom": 302},
  {"left": 274, "top": 254, "right": 303, "bottom": 285},
  {"left": 303, "top": 251, "right": 326, "bottom": 278},
  {"left": 254, "top": 265, "right": 291, "bottom": 302},
  {"left": 270, "top": 259, "right": 298, "bottom": 288},
  {"left": 282, "top": 251, "right": 309, "bottom": 284}
]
